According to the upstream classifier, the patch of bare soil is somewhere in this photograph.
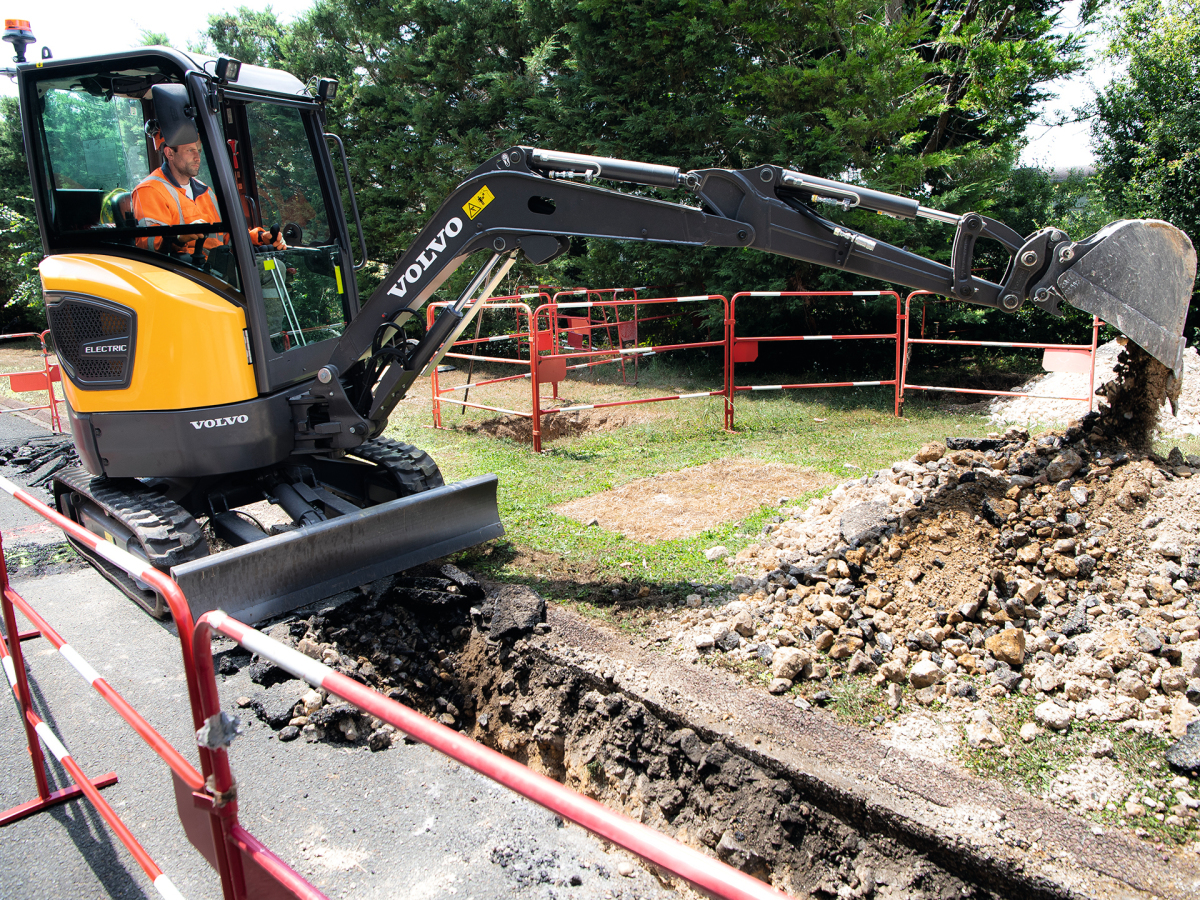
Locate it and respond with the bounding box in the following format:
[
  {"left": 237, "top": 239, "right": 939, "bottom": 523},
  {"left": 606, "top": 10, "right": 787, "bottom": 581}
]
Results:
[{"left": 554, "top": 459, "right": 836, "bottom": 543}]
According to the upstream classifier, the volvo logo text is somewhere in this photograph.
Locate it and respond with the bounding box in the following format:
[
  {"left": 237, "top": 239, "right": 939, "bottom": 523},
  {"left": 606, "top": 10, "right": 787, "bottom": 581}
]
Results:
[
  {"left": 190, "top": 415, "right": 249, "bottom": 429},
  {"left": 386, "top": 217, "right": 463, "bottom": 300}
]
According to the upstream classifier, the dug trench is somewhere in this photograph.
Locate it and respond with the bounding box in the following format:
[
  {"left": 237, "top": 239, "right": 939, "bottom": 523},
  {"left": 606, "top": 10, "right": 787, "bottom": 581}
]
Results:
[{"left": 221, "top": 558, "right": 1197, "bottom": 900}]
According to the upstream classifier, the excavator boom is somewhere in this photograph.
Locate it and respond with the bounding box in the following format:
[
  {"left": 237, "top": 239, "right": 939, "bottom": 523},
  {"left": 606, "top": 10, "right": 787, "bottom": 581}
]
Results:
[{"left": 302, "top": 147, "right": 1195, "bottom": 447}]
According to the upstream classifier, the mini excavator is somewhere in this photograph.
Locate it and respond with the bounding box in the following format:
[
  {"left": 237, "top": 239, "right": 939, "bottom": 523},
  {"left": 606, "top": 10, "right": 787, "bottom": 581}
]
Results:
[{"left": 7, "top": 25, "right": 1196, "bottom": 624}]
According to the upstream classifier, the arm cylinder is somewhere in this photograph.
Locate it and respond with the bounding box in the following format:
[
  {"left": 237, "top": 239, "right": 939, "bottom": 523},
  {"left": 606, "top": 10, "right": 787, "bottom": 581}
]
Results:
[
  {"left": 529, "top": 149, "right": 682, "bottom": 188},
  {"left": 780, "top": 170, "right": 921, "bottom": 219}
]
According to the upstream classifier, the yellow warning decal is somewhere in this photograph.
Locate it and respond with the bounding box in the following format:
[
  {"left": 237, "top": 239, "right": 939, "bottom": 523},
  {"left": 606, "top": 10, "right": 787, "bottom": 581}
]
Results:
[
  {"left": 463, "top": 185, "right": 495, "bottom": 220},
  {"left": 335, "top": 265, "right": 344, "bottom": 294},
  {"left": 263, "top": 258, "right": 276, "bottom": 271}
]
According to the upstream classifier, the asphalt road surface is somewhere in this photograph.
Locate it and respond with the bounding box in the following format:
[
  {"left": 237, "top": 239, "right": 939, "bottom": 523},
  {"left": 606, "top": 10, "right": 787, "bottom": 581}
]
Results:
[{"left": 0, "top": 413, "right": 674, "bottom": 900}]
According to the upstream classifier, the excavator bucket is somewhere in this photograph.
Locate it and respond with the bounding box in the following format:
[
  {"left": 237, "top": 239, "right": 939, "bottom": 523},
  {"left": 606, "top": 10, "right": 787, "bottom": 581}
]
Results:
[
  {"left": 1054, "top": 219, "right": 1196, "bottom": 375},
  {"left": 171, "top": 475, "right": 504, "bottom": 625}
]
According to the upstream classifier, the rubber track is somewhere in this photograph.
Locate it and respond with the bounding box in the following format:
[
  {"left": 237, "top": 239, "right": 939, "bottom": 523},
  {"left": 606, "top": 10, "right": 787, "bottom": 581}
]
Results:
[
  {"left": 54, "top": 467, "right": 208, "bottom": 570},
  {"left": 349, "top": 438, "right": 444, "bottom": 497}
]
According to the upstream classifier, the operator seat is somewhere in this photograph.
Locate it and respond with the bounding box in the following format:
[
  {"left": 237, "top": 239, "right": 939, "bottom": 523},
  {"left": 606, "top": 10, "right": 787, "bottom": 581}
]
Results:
[{"left": 99, "top": 188, "right": 135, "bottom": 242}]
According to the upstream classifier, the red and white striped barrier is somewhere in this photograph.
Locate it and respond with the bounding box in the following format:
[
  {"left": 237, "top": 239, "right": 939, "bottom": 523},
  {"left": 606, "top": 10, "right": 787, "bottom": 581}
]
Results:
[
  {"left": 0, "top": 473, "right": 325, "bottom": 900},
  {"left": 899, "top": 291, "right": 1101, "bottom": 412},
  {"left": 726, "top": 291, "right": 904, "bottom": 427},
  {"left": 431, "top": 292, "right": 731, "bottom": 452}
]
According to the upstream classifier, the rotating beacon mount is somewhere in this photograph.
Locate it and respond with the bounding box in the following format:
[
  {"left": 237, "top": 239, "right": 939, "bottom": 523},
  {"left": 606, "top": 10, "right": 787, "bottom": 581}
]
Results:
[{"left": 2, "top": 18, "right": 50, "bottom": 66}]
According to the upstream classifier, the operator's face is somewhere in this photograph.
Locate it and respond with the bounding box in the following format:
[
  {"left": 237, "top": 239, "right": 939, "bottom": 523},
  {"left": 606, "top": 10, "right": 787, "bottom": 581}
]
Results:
[{"left": 166, "top": 141, "right": 203, "bottom": 180}]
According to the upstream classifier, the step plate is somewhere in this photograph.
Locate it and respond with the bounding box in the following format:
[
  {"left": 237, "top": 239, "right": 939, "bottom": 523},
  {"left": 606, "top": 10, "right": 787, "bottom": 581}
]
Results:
[{"left": 172, "top": 475, "right": 504, "bottom": 625}]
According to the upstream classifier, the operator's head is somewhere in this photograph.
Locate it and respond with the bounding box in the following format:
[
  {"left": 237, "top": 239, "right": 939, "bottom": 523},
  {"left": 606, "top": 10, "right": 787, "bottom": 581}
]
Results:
[{"left": 163, "top": 139, "right": 203, "bottom": 181}]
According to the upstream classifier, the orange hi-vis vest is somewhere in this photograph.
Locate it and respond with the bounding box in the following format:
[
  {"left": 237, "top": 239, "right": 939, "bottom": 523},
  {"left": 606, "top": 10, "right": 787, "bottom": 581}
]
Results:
[{"left": 131, "top": 165, "right": 228, "bottom": 255}]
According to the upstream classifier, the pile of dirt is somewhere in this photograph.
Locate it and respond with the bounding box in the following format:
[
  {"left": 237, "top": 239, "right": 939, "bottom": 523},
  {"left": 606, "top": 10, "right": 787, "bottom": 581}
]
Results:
[
  {"left": 634, "top": 403, "right": 1200, "bottom": 841},
  {"left": 457, "top": 403, "right": 649, "bottom": 444}
]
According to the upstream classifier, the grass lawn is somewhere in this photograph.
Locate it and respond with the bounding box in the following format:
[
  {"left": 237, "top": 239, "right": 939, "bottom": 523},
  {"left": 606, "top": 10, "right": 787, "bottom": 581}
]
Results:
[{"left": 383, "top": 356, "right": 996, "bottom": 589}]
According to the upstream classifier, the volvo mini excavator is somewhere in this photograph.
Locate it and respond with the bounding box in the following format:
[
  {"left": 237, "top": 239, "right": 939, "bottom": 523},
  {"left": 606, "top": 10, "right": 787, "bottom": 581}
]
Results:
[{"left": 8, "top": 25, "right": 1196, "bottom": 624}]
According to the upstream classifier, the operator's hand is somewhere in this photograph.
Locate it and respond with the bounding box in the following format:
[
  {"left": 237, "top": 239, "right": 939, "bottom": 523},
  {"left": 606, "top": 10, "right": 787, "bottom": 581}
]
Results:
[
  {"left": 170, "top": 233, "right": 205, "bottom": 251},
  {"left": 251, "top": 226, "right": 288, "bottom": 251}
]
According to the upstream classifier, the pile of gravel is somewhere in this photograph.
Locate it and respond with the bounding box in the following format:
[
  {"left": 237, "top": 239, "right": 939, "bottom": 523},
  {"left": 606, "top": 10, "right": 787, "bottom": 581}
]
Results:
[{"left": 667, "top": 408, "right": 1200, "bottom": 807}]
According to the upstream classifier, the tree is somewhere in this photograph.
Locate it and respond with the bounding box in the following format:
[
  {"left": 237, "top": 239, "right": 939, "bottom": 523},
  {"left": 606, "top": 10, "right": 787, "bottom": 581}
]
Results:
[
  {"left": 190, "top": 7, "right": 291, "bottom": 66},
  {"left": 138, "top": 29, "right": 172, "bottom": 47},
  {"left": 1093, "top": 0, "right": 1200, "bottom": 341},
  {"left": 0, "top": 97, "right": 42, "bottom": 330},
  {"left": 203, "top": 1, "right": 1088, "bottom": 301}
]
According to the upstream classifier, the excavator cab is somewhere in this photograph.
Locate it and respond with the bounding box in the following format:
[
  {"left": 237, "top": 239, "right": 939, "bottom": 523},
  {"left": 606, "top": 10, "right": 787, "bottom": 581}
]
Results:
[
  {"left": 17, "top": 44, "right": 504, "bottom": 623},
  {"left": 23, "top": 50, "right": 359, "bottom": 406}
]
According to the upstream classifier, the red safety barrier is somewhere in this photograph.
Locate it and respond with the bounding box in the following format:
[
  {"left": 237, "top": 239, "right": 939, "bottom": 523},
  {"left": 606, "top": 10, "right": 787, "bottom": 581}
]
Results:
[
  {"left": 0, "top": 330, "right": 63, "bottom": 432},
  {"left": 0, "top": 472, "right": 796, "bottom": 900},
  {"left": 899, "top": 291, "right": 1101, "bottom": 414},
  {"left": 726, "top": 291, "right": 903, "bottom": 428},
  {"left": 0, "top": 473, "right": 324, "bottom": 900},
  {"left": 532, "top": 293, "right": 730, "bottom": 452},
  {"left": 194, "top": 610, "right": 792, "bottom": 900},
  {"left": 431, "top": 292, "right": 730, "bottom": 452},
  {"left": 428, "top": 293, "right": 544, "bottom": 431}
]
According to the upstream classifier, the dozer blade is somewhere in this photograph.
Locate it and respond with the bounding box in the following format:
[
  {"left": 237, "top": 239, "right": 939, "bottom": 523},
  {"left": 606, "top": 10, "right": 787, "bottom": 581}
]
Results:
[
  {"left": 172, "top": 475, "right": 503, "bottom": 625},
  {"left": 1055, "top": 219, "right": 1197, "bottom": 376}
]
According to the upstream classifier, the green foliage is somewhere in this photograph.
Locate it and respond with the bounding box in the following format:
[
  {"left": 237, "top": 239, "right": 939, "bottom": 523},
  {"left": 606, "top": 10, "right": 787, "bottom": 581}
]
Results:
[
  {"left": 138, "top": 29, "right": 172, "bottom": 48},
  {"left": 196, "top": 0, "right": 1089, "bottom": 305},
  {"left": 1094, "top": 0, "right": 1200, "bottom": 341},
  {"left": 0, "top": 203, "right": 44, "bottom": 329},
  {"left": 192, "top": 7, "right": 292, "bottom": 66},
  {"left": 0, "top": 98, "right": 42, "bottom": 329}
]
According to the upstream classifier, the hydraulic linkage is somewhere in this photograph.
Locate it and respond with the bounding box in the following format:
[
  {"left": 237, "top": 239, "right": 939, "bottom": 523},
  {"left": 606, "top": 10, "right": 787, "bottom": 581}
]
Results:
[{"left": 299, "top": 147, "right": 1195, "bottom": 449}]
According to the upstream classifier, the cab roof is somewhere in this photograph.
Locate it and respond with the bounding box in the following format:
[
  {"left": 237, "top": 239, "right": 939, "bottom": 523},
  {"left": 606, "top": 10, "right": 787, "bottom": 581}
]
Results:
[{"left": 19, "top": 45, "right": 311, "bottom": 100}]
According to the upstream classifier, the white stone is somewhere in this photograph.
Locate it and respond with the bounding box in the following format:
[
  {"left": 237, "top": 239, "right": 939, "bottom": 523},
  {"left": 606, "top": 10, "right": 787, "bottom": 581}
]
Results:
[
  {"left": 908, "top": 659, "right": 942, "bottom": 688},
  {"left": 1034, "top": 701, "right": 1073, "bottom": 731},
  {"left": 1180, "top": 641, "right": 1200, "bottom": 678},
  {"left": 704, "top": 546, "right": 729, "bottom": 561}
]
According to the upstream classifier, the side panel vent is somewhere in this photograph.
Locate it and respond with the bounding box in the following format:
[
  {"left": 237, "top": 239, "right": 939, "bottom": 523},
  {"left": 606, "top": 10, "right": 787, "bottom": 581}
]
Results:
[{"left": 47, "top": 294, "right": 137, "bottom": 391}]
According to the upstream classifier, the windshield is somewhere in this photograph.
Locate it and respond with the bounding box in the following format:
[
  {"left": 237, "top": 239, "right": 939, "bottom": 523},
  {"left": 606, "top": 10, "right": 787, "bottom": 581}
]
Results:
[
  {"left": 34, "top": 70, "right": 239, "bottom": 290},
  {"left": 235, "top": 100, "right": 348, "bottom": 352}
]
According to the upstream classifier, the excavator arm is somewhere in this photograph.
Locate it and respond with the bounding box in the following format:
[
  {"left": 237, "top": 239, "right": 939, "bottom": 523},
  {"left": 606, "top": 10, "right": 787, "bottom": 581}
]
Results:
[{"left": 295, "top": 147, "right": 1196, "bottom": 449}]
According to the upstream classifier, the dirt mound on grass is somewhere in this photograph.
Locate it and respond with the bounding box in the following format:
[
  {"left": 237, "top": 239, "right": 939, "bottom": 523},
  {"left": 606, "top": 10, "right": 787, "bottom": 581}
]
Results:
[{"left": 458, "top": 403, "right": 656, "bottom": 443}]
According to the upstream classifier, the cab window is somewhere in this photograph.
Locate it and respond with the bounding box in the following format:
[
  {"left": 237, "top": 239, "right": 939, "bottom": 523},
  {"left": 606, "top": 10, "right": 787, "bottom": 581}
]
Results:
[
  {"left": 33, "top": 69, "right": 239, "bottom": 291},
  {"left": 230, "top": 100, "right": 349, "bottom": 353}
]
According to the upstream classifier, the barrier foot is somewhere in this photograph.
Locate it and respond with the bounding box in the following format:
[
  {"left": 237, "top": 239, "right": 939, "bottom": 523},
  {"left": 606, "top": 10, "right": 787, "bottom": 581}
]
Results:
[
  {"left": 17, "top": 629, "right": 40, "bottom": 642},
  {"left": 0, "top": 772, "right": 119, "bottom": 827}
]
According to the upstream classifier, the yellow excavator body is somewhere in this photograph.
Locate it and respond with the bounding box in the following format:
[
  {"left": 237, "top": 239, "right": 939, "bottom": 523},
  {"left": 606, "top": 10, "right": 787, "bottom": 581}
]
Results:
[{"left": 40, "top": 254, "right": 256, "bottom": 413}]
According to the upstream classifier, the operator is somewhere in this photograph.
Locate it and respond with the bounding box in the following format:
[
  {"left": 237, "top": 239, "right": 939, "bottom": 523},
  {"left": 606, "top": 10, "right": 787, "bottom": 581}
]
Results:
[{"left": 132, "top": 134, "right": 286, "bottom": 261}]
